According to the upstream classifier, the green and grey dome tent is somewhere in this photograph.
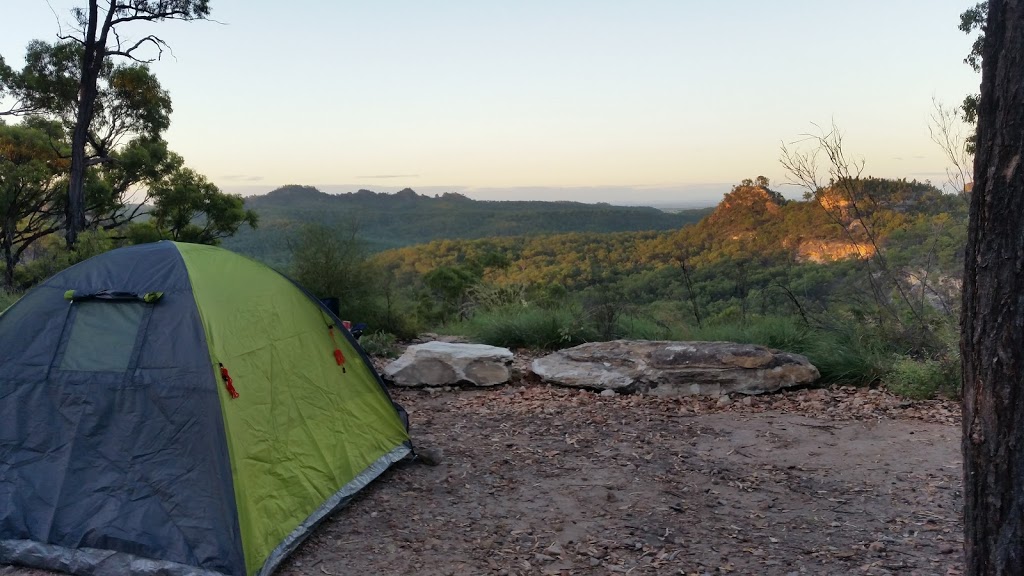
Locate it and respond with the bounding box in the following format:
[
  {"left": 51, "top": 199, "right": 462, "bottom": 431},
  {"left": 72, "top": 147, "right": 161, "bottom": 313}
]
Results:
[{"left": 0, "top": 241, "right": 411, "bottom": 576}]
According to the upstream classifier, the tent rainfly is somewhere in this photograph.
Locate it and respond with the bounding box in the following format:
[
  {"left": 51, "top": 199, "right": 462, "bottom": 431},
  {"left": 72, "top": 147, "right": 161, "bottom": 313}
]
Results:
[{"left": 0, "top": 241, "right": 411, "bottom": 576}]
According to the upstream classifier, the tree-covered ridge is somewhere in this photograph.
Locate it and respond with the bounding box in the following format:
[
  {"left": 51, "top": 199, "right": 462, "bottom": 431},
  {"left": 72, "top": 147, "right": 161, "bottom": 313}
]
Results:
[
  {"left": 220, "top": 185, "right": 713, "bottom": 266},
  {"left": 374, "top": 178, "right": 967, "bottom": 293}
]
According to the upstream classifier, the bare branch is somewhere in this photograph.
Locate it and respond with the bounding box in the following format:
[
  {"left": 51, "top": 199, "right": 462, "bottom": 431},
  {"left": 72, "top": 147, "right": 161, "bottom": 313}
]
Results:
[
  {"left": 779, "top": 122, "right": 931, "bottom": 332},
  {"left": 0, "top": 101, "right": 42, "bottom": 116},
  {"left": 84, "top": 155, "right": 116, "bottom": 167},
  {"left": 928, "top": 96, "right": 974, "bottom": 195},
  {"left": 105, "top": 34, "right": 169, "bottom": 62}
]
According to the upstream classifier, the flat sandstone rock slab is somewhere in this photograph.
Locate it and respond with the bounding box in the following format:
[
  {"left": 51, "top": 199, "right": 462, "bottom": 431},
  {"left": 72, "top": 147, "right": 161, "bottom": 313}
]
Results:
[
  {"left": 385, "top": 341, "right": 514, "bottom": 387},
  {"left": 530, "top": 340, "right": 819, "bottom": 396}
]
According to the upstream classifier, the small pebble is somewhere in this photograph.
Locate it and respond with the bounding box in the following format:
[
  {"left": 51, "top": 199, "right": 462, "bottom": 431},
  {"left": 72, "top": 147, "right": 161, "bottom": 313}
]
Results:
[{"left": 416, "top": 447, "right": 443, "bottom": 466}]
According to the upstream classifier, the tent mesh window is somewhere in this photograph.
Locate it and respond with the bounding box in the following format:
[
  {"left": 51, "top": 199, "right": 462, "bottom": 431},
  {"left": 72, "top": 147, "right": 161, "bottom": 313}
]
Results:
[{"left": 59, "top": 301, "right": 146, "bottom": 372}]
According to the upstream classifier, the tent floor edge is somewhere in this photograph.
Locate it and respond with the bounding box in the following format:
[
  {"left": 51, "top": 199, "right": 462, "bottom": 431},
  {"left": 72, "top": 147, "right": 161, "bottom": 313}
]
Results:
[
  {"left": 255, "top": 443, "right": 413, "bottom": 576},
  {"left": 0, "top": 539, "right": 228, "bottom": 576}
]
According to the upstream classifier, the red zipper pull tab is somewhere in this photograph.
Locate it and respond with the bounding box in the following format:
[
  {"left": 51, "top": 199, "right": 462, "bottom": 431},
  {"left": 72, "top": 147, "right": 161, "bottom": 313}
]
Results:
[
  {"left": 329, "top": 327, "right": 347, "bottom": 373},
  {"left": 219, "top": 363, "right": 239, "bottom": 399}
]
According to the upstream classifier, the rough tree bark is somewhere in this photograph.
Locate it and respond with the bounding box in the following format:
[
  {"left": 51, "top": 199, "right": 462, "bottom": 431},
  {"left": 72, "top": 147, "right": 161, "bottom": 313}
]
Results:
[
  {"left": 3, "top": 217, "right": 15, "bottom": 289},
  {"left": 961, "top": 1, "right": 1024, "bottom": 574},
  {"left": 66, "top": 2, "right": 107, "bottom": 247}
]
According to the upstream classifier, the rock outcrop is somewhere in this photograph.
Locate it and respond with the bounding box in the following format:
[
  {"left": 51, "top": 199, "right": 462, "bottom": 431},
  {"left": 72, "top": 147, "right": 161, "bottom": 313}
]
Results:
[
  {"left": 384, "top": 341, "right": 514, "bottom": 387},
  {"left": 796, "top": 238, "right": 872, "bottom": 263},
  {"left": 530, "top": 340, "right": 819, "bottom": 396}
]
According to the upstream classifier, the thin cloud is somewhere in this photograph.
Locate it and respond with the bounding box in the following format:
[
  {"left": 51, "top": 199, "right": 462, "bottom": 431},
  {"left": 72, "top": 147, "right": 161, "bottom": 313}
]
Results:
[
  {"left": 356, "top": 174, "right": 420, "bottom": 179},
  {"left": 221, "top": 175, "right": 264, "bottom": 182}
]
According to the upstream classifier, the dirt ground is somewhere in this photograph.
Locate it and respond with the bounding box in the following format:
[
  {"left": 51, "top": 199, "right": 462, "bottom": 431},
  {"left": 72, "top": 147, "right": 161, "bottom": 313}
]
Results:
[
  {"left": 279, "top": 383, "right": 963, "bottom": 576},
  {"left": 2, "top": 383, "right": 963, "bottom": 576}
]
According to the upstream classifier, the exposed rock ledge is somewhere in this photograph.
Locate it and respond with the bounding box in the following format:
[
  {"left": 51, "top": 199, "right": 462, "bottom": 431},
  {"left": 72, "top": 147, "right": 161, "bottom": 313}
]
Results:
[{"left": 530, "top": 340, "right": 819, "bottom": 396}]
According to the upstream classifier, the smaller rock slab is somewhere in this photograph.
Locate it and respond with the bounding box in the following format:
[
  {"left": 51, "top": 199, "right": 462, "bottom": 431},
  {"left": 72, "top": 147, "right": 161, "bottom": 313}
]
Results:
[{"left": 384, "top": 341, "right": 514, "bottom": 387}]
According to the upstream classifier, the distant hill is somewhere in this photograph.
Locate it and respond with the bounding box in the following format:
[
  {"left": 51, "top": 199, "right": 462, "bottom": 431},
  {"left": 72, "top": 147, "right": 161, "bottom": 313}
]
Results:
[{"left": 221, "top": 185, "right": 713, "bottom": 266}]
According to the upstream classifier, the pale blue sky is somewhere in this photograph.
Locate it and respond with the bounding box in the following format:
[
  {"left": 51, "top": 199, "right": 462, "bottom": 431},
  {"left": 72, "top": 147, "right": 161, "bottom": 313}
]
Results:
[{"left": 1, "top": 1, "right": 979, "bottom": 204}]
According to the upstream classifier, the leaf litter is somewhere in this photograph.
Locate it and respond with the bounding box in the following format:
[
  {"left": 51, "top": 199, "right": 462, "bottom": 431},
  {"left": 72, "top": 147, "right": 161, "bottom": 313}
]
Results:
[{"left": 281, "top": 380, "right": 963, "bottom": 576}]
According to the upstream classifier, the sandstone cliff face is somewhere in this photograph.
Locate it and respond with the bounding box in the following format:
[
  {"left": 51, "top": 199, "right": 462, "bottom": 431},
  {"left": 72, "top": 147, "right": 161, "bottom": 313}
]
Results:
[
  {"left": 706, "top": 185, "right": 878, "bottom": 264},
  {"left": 817, "top": 191, "right": 852, "bottom": 216},
  {"left": 796, "top": 239, "right": 874, "bottom": 263},
  {"left": 793, "top": 188, "right": 879, "bottom": 263}
]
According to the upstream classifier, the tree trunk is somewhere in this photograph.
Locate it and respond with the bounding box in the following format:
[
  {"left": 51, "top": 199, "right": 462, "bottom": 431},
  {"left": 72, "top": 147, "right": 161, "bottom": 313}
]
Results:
[
  {"left": 65, "top": 1, "right": 104, "bottom": 249},
  {"left": 66, "top": 111, "right": 90, "bottom": 248},
  {"left": 3, "top": 217, "right": 15, "bottom": 290},
  {"left": 961, "top": 1, "right": 1024, "bottom": 574}
]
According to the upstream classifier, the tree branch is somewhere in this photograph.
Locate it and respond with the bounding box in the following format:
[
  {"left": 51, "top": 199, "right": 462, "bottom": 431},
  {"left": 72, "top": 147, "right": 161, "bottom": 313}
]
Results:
[
  {"left": 84, "top": 155, "right": 116, "bottom": 167},
  {"left": 105, "top": 34, "right": 169, "bottom": 62},
  {"left": 929, "top": 97, "right": 974, "bottom": 195}
]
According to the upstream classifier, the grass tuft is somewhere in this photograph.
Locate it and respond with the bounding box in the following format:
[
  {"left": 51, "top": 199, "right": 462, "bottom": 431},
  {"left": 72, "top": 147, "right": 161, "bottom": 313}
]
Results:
[
  {"left": 359, "top": 331, "right": 400, "bottom": 358},
  {"left": 456, "top": 305, "right": 596, "bottom": 350}
]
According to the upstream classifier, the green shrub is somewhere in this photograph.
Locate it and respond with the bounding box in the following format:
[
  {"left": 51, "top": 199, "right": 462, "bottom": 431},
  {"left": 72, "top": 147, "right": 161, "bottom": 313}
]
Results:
[
  {"left": 681, "top": 316, "right": 889, "bottom": 386},
  {"left": 682, "top": 316, "right": 812, "bottom": 350},
  {"left": 802, "top": 328, "right": 890, "bottom": 386},
  {"left": 289, "top": 223, "right": 378, "bottom": 322},
  {"left": 359, "top": 331, "right": 400, "bottom": 358},
  {"left": 361, "top": 295, "right": 425, "bottom": 341},
  {"left": 467, "top": 282, "right": 529, "bottom": 311},
  {"left": 750, "top": 317, "right": 816, "bottom": 352},
  {"left": 457, "top": 304, "right": 596, "bottom": 350},
  {"left": 0, "top": 289, "right": 20, "bottom": 313},
  {"left": 681, "top": 322, "right": 753, "bottom": 344},
  {"left": 615, "top": 314, "right": 669, "bottom": 340},
  {"left": 884, "top": 350, "right": 962, "bottom": 399},
  {"left": 614, "top": 313, "right": 688, "bottom": 341},
  {"left": 15, "top": 231, "right": 115, "bottom": 288},
  {"left": 887, "top": 357, "right": 935, "bottom": 399}
]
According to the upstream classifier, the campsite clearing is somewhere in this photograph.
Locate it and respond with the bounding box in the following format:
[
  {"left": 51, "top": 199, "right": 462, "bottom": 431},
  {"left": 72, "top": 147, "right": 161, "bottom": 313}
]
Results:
[{"left": 3, "top": 383, "right": 962, "bottom": 576}]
